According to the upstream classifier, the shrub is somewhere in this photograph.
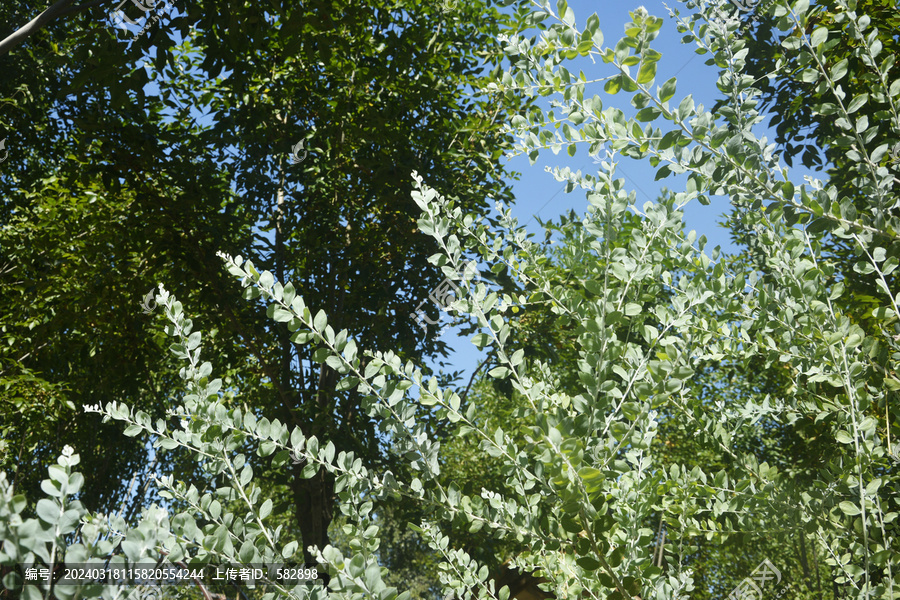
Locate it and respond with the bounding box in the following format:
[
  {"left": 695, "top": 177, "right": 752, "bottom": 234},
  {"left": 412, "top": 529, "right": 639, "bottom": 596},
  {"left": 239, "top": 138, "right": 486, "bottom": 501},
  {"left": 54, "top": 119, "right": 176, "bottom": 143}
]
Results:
[{"left": 1, "top": 1, "right": 898, "bottom": 599}]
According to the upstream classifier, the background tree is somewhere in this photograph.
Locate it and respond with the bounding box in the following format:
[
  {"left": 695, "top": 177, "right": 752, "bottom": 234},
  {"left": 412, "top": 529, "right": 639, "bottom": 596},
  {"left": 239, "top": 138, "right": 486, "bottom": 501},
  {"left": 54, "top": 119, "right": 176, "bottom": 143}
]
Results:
[
  {"left": 0, "top": 0, "right": 532, "bottom": 574},
  {"left": 665, "top": 0, "right": 900, "bottom": 595},
  {"left": 725, "top": 0, "right": 899, "bottom": 337},
  {"left": 1, "top": 2, "right": 897, "bottom": 600}
]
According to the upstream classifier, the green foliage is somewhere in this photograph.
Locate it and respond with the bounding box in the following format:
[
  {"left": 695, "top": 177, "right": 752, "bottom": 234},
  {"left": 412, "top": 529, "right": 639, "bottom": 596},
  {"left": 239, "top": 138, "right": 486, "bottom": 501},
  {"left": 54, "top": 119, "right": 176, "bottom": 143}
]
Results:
[
  {"left": 0, "top": 176, "right": 181, "bottom": 518},
  {"left": 1, "top": 1, "right": 899, "bottom": 599},
  {"left": 729, "top": 0, "right": 900, "bottom": 420},
  {"left": 0, "top": 0, "right": 530, "bottom": 553}
]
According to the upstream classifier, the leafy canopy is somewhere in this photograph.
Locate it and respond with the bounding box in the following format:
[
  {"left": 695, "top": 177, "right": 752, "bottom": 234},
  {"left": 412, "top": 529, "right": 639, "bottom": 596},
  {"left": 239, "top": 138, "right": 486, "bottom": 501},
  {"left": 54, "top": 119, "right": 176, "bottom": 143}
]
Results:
[{"left": 1, "top": 1, "right": 898, "bottom": 599}]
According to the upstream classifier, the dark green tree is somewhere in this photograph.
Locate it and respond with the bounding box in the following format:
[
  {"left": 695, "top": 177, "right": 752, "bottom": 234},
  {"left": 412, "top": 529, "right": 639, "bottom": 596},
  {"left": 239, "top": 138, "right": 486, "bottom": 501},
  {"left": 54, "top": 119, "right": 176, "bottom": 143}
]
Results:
[
  {"left": 724, "top": 0, "right": 899, "bottom": 335},
  {"left": 0, "top": 0, "right": 532, "bottom": 573}
]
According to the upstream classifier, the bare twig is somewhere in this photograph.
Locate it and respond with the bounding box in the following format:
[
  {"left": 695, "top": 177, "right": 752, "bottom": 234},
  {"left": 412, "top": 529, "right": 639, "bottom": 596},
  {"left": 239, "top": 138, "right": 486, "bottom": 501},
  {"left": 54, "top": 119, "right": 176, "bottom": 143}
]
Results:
[
  {"left": 0, "top": 0, "right": 109, "bottom": 56},
  {"left": 459, "top": 355, "right": 492, "bottom": 404}
]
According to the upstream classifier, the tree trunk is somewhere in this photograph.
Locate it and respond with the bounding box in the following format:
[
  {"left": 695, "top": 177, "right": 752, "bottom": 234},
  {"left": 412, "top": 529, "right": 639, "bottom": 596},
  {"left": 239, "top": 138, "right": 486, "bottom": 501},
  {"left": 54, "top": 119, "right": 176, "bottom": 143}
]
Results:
[{"left": 291, "top": 461, "right": 335, "bottom": 578}]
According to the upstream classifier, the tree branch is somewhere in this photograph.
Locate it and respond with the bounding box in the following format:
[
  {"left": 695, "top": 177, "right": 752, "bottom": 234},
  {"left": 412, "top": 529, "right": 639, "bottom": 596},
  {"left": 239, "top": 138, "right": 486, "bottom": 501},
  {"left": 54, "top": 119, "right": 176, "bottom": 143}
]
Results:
[
  {"left": 0, "top": 0, "right": 108, "bottom": 56},
  {"left": 459, "top": 355, "right": 491, "bottom": 404}
]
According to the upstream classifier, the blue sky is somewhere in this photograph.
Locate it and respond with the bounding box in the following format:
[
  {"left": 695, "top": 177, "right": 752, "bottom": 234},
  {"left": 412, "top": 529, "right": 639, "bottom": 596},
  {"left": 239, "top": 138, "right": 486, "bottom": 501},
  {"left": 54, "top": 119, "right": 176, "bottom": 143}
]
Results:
[
  {"left": 115, "top": 0, "right": 812, "bottom": 385},
  {"left": 503, "top": 0, "right": 740, "bottom": 241},
  {"left": 106, "top": 0, "right": 834, "bottom": 430},
  {"left": 427, "top": 0, "right": 769, "bottom": 382}
]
